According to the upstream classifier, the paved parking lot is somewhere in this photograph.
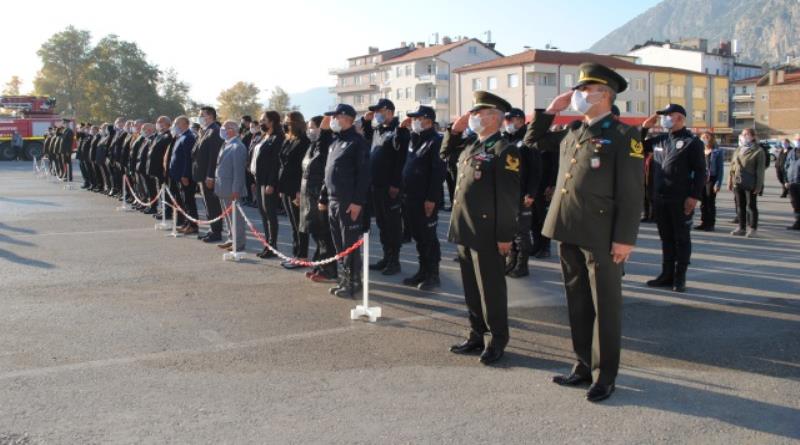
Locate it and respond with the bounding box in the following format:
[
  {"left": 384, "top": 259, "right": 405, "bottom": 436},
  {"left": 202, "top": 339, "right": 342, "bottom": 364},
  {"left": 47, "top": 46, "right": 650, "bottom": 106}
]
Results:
[{"left": 1, "top": 161, "right": 798, "bottom": 444}]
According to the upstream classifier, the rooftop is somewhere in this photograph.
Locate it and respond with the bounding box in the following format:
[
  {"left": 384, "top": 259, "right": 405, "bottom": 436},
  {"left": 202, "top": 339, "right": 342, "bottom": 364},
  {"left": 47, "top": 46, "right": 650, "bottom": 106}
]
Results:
[{"left": 379, "top": 38, "right": 502, "bottom": 65}]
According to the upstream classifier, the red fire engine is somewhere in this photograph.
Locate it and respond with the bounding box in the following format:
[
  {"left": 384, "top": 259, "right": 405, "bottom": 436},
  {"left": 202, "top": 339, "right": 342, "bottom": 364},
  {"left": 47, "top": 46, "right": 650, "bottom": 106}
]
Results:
[{"left": 0, "top": 96, "right": 64, "bottom": 161}]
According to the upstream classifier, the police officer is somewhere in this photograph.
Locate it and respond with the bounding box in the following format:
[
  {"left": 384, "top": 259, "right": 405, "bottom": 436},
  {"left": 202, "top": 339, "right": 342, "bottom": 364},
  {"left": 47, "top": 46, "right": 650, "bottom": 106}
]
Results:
[
  {"left": 447, "top": 91, "right": 520, "bottom": 366},
  {"left": 529, "top": 63, "right": 644, "bottom": 402},
  {"left": 398, "top": 105, "right": 446, "bottom": 291},
  {"left": 503, "top": 108, "right": 541, "bottom": 278},
  {"left": 362, "top": 99, "right": 408, "bottom": 276},
  {"left": 642, "top": 104, "right": 705, "bottom": 293},
  {"left": 319, "top": 104, "right": 371, "bottom": 299}
]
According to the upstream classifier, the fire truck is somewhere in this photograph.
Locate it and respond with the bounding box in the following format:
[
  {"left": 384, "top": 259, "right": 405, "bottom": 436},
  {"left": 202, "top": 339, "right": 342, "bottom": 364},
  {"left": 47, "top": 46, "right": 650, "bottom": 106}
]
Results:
[{"left": 0, "top": 96, "right": 64, "bottom": 161}]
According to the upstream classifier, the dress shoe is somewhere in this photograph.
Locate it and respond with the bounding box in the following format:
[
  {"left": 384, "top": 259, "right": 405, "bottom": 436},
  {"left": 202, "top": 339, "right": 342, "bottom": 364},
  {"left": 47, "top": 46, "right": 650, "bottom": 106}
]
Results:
[
  {"left": 417, "top": 275, "right": 440, "bottom": 291},
  {"left": 182, "top": 226, "right": 198, "bottom": 235},
  {"left": 369, "top": 258, "right": 387, "bottom": 271},
  {"left": 202, "top": 232, "right": 223, "bottom": 243},
  {"left": 586, "top": 383, "right": 615, "bottom": 402},
  {"left": 693, "top": 224, "right": 707, "bottom": 231},
  {"left": 534, "top": 249, "right": 551, "bottom": 259},
  {"left": 552, "top": 372, "right": 592, "bottom": 386},
  {"left": 730, "top": 228, "right": 746, "bottom": 236},
  {"left": 402, "top": 270, "right": 426, "bottom": 287},
  {"left": 449, "top": 337, "right": 485, "bottom": 355},
  {"left": 218, "top": 241, "right": 233, "bottom": 249},
  {"left": 787, "top": 222, "right": 800, "bottom": 230},
  {"left": 310, "top": 272, "right": 337, "bottom": 283},
  {"left": 381, "top": 261, "right": 401, "bottom": 276},
  {"left": 281, "top": 261, "right": 306, "bottom": 270},
  {"left": 479, "top": 346, "right": 504, "bottom": 365}
]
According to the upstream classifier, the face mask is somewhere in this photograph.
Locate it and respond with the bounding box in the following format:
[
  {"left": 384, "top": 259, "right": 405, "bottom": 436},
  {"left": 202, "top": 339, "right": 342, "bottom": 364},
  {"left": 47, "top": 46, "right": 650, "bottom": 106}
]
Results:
[
  {"left": 505, "top": 123, "right": 517, "bottom": 134},
  {"left": 330, "top": 117, "right": 343, "bottom": 133},
  {"left": 282, "top": 124, "right": 289, "bottom": 133},
  {"left": 660, "top": 115, "right": 674, "bottom": 130},
  {"left": 701, "top": 139, "right": 710, "bottom": 146},
  {"left": 570, "top": 90, "right": 599, "bottom": 114},
  {"left": 220, "top": 129, "right": 230, "bottom": 140},
  {"left": 739, "top": 135, "right": 753, "bottom": 146},
  {"left": 373, "top": 113, "right": 386, "bottom": 127},
  {"left": 307, "top": 128, "right": 320, "bottom": 142},
  {"left": 468, "top": 114, "right": 484, "bottom": 134},
  {"left": 411, "top": 119, "right": 424, "bottom": 134},
  {"left": 250, "top": 126, "right": 259, "bottom": 134},
  {"left": 198, "top": 117, "right": 207, "bottom": 127}
]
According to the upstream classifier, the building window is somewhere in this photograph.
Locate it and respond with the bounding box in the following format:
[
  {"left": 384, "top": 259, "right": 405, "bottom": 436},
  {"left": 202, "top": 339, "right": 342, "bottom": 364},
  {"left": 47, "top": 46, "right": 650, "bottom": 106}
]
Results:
[
  {"left": 693, "top": 110, "right": 706, "bottom": 122},
  {"left": 405, "top": 65, "right": 412, "bottom": 76},
  {"left": 472, "top": 78, "right": 483, "bottom": 91},
  {"left": 396, "top": 89, "right": 401, "bottom": 100},
  {"left": 395, "top": 66, "right": 402, "bottom": 77},
  {"left": 405, "top": 87, "right": 411, "bottom": 100},
  {"left": 427, "top": 64, "right": 435, "bottom": 74},
  {"left": 761, "top": 94, "right": 767, "bottom": 101},
  {"left": 742, "top": 86, "right": 748, "bottom": 93},
  {"left": 487, "top": 76, "right": 498, "bottom": 90},
  {"left": 615, "top": 100, "right": 632, "bottom": 113},
  {"left": 717, "top": 111, "right": 728, "bottom": 122},
  {"left": 633, "top": 78, "right": 646, "bottom": 91},
  {"left": 655, "top": 85, "right": 668, "bottom": 97},
  {"left": 528, "top": 72, "right": 556, "bottom": 86},
  {"left": 468, "top": 46, "right": 477, "bottom": 55},
  {"left": 508, "top": 73, "right": 519, "bottom": 88},
  {"left": 670, "top": 85, "right": 684, "bottom": 97},
  {"left": 634, "top": 101, "right": 647, "bottom": 114},
  {"left": 693, "top": 87, "right": 706, "bottom": 99},
  {"left": 369, "top": 72, "right": 377, "bottom": 84},
  {"left": 563, "top": 74, "right": 574, "bottom": 88}
]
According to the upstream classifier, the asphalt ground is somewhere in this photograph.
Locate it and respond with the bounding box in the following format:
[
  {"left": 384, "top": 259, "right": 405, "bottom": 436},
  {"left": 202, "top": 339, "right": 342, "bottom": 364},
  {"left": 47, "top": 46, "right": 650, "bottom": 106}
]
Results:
[{"left": 0, "top": 160, "right": 798, "bottom": 444}]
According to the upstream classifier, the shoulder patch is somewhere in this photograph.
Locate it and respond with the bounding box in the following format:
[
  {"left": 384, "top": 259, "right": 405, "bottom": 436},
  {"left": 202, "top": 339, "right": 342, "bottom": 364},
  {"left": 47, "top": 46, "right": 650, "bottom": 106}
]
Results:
[
  {"left": 505, "top": 153, "right": 520, "bottom": 172},
  {"left": 630, "top": 139, "right": 644, "bottom": 159}
]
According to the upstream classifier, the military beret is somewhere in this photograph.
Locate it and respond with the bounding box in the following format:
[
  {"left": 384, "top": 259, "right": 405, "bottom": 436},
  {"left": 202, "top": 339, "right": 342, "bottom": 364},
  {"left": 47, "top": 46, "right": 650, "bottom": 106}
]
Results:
[{"left": 572, "top": 62, "right": 628, "bottom": 94}]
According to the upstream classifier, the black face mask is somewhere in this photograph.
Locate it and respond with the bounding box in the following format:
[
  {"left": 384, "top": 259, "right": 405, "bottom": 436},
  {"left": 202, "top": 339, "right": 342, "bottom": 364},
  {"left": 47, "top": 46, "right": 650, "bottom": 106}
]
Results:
[
  {"left": 260, "top": 124, "right": 268, "bottom": 132},
  {"left": 282, "top": 124, "right": 289, "bottom": 133}
]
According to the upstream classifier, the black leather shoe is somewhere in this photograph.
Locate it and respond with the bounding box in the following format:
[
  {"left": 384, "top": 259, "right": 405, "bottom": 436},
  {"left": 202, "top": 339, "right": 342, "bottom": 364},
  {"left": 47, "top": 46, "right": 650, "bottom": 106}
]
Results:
[
  {"left": 202, "top": 233, "right": 223, "bottom": 243},
  {"left": 479, "top": 346, "right": 504, "bottom": 365},
  {"left": 381, "top": 262, "right": 401, "bottom": 276},
  {"left": 586, "top": 383, "right": 615, "bottom": 402},
  {"left": 417, "top": 275, "right": 440, "bottom": 291},
  {"left": 552, "top": 372, "right": 592, "bottom": 386},
  {"left": 449, "top": 337, "right": 484, "bottom": 355},
  {"left": 369, "top": 259, "right": 387, "bottom": 271}
]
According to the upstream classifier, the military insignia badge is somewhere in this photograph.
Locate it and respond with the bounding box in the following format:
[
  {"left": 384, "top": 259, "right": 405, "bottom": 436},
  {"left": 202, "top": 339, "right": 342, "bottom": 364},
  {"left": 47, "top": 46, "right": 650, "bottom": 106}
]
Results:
[
  {"left": 505, "top": 154, "right": 520, "bottom": 172},
  {"left": 630, "top": 139, "right": 644, "bottom": 158}
]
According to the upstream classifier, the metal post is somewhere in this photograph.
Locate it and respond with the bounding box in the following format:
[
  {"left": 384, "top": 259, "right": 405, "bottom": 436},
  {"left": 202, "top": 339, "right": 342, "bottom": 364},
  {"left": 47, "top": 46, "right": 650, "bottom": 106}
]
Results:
[
  {"left": 117, "top": 176, "right": 132, "bottom": 211},
  {"left": 223, "top": 200, "right": 245, "bottom": 262},
  {"left": 169, "top": 200, "right": 179, "bottom": 237},
  {"left": 155, "top": 185, "right": 171, "bottom": 231},
  {"left": 350, "top": 231, "right": 381, "bottom": 322}
]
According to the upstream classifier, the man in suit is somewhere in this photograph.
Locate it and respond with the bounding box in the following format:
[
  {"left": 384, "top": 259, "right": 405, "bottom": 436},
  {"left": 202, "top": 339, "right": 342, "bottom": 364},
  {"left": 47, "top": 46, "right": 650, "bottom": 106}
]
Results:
[
  {"left": 446, "top": 91, "right": 520, "bottom": 366},
  {"left": 60, "top": 119, "right": 75, "bottom": 182},
  {"left": 136, "top": 123, "right": 157, "bottom": 212},
  {"left": 169, "top": 116, "right": 198, "bottom": 234},
  {"left": 108, "top": 117, "right": 127, "bottom": 196},
  {"left": 147, "top": 116, "right": 173, "bottom": 220},
  {"left": 193, "top": 106, "right": 225, "bottom": 242},
  {"left": 528, "top": 63, "right": 644, "bottom": 402},
  {"left": 213, "top": 121, "right": 249, "bottom": 251}
]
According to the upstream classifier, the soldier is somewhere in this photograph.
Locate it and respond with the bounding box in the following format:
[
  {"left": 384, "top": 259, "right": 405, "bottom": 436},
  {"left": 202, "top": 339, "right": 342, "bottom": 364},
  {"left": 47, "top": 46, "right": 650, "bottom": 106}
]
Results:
[
  {"left": 503, "top": 108, "right": 541, "bottom": 278},
  {"left": 642, "top": 104, "right": 705, "bottom": 293},
  {"left": 319, "top": 104, "right": 370, "bottom": 299},
  {"left": 362, "top": 99, "right": 408, "bottom": 276},
  {"left": 447, "top": 91, "right": 520, "bottom": 366},
  {"left": 529, "top": 63, "right": 644, "bottom": 402},
  {"left": 399, "top": 105, "right": 446, "bottom": 291}
]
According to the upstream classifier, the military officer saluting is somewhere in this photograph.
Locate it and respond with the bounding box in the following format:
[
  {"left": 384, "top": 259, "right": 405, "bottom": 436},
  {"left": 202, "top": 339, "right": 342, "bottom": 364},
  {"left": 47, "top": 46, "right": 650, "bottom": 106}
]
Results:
[
  {"left": 447, "top": 91, "right": 520, "bottom": 366},
  {"left": 641, "top": 104, "right": 705, "bottom": 293},
  {"left": 528, "top": 63, "right": 644, "bottom": 402}
]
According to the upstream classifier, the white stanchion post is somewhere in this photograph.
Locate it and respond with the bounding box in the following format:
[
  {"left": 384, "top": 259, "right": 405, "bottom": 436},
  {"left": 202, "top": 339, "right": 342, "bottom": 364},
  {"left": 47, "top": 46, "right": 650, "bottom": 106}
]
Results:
[
  {"left": 223, "top": 200, "right": 245, "bottom": 262},
  {"left": 155, "top": 185, "right": 171, "bottom": 231},
  {"left": 168, "top": 201, "right": 179, "bottom": 237},
  {"left": 351, "top": 231, "right": 381, "bottom": 322},
  {"left": 117, "top": 176, "right": 132, "bottom": 212}
]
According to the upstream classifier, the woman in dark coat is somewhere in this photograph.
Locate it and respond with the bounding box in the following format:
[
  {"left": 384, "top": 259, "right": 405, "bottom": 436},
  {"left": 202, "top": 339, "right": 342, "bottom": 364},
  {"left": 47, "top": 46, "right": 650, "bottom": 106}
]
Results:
[
  {"left": 278, "top": 111, "right": 312, "bottom": 269},
  {"left": 251, "top": 110, "right": 285, "bottom": 258}
]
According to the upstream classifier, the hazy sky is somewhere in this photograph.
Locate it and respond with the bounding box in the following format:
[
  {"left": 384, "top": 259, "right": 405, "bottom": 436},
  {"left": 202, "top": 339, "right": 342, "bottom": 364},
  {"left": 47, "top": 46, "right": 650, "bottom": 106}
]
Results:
[{"left": 2, "top": 0, "right": 660, "bottom": 104}]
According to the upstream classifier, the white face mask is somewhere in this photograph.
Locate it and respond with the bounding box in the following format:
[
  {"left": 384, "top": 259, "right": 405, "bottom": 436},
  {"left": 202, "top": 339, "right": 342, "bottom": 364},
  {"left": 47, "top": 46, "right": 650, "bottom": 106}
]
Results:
[
  {"left": 570, "top": 90, "right": 600, "bottom": 114},
  {"left": 739, "top": 135, "right": 753, "bottom": 146},
  {"left": 505, "top": 123, "right": 517, "bottom": 134},
  {"left": 250, "top": 126, "right": 259, "bottom": 134},
  {"left": 330, "top": 117, "right": 343, "bottom": 133},
  {"left": 468, "top": 114, "right": 484, "bottom": 134},
  {"left": 660, "top": 115, "right": 674, "bottom": 130},
  {"left": 411, "top": 119, "right": 424, "bottom": 134},
  {"left": 220, "top": 129, "right": 230, "bottom": 140},
  {"left": 307, "top": 128, "right": 320, "bottom": 141}
]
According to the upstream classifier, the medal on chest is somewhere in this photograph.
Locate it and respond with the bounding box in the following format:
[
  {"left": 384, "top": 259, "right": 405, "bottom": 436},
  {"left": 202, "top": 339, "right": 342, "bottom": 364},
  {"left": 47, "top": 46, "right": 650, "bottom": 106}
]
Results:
[{"left": 591, "top": 156, "right": 601, "bottom": 169}]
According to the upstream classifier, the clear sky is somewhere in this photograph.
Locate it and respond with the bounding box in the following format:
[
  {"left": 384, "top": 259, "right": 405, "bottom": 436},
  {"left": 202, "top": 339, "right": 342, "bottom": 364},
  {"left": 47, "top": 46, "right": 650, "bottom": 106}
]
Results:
[{"left": 1, "top": 0, "right": 661, "bottom": 104}]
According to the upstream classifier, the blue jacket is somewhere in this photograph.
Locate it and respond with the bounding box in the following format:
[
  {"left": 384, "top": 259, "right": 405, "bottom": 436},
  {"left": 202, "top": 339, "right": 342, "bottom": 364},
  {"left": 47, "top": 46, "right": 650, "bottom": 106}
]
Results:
[
  {"left": 169, "top": 129, "right": 196, "bottom": 181},
  {"left": 320, "top": 126, "right": 370, "bottom": 206},
  {"left": 706, "top": 146, "right": 725, "bottom": 188},
  {"left": 785, "top": 147, "right": 800, "bottom": 184}
]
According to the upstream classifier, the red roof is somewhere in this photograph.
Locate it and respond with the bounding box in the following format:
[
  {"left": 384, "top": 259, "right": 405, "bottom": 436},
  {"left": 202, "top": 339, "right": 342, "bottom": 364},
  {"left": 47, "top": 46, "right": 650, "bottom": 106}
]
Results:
[
  {"left": 453, "top": 49, "right": 716, "bottom": 77},
  {"left": 380, "top": 39, "right": 501, "bottom": 65}
]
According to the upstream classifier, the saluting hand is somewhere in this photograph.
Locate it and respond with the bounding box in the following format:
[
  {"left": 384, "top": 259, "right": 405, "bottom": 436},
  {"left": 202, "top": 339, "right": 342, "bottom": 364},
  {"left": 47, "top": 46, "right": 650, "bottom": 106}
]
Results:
[
  {"left": 451, "top": 113, "right": 471, "bottom": 134},
  {"left": 611, "top": 242, "right": 634, "bottom": 264},
  {"left": 400, "top": 117, "right": 412, "bottom": 129},
  {"left": 388, "top": 186, "right": 400, "bottom": 199},
  {"left": 642, "top": 114, "right": 659, "bottom": 129},
  {"left": 320, "top": 116, "right": 332, "bottom": 131},
  {"left": 545, "top": 90, "right": 573, "bottom": 115},
  {"left": 364, "top": 111, "right": 374, "bottom": 121}
]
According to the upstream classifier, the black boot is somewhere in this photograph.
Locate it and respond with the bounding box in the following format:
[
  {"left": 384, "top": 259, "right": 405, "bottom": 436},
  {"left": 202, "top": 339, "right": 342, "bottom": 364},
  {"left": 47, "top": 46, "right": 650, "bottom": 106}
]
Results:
[
  {"left": 787, "top": 220, "right": 800, "bottom": 230},
  {"left": 381, "top": 249, "right": 401, "bottom": 276},
  {"left": 507, "top": 251, "right": 529, "bottom": 278},
  {"left": 417, "top": 262, "right": 440, "bottom": 291},
  {"left": 647, "top": 262, "right": 675, "bottom": 287},
  {"left": 370, "top": 248, "right": 388, "bottom": 271},
  {"left": 402, "top": 263, "right": 426, "bottom": 287},
  {"left": 329, "top": 269, "right": 348, "bottom": 295},
  {"left": 504, "top": 250, "right": 517, "bottom": 275},
  {"left": 673, "top": 263, "right": 688, "bottom": 293},
  {"left": 335, "top": 270, "right": 361, "bottom": 299}
]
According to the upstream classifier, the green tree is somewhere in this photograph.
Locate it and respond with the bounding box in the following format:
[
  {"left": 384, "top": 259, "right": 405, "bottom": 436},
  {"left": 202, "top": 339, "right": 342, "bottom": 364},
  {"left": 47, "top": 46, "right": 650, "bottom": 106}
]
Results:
[
  {"left": 217, "top": 81, "right": 261, "bottom": 121},
  {"left": 33, "top": 26, "right": 93, "bottom": 117},
  {"left": 158, "top": 68, "right": 190, "bottom": 118},
  {"left": 267, "top": 86, "right": 297, "bottom": 115},
  {"left": 2, "top": 76, "right": 23, "bottom": 95}
]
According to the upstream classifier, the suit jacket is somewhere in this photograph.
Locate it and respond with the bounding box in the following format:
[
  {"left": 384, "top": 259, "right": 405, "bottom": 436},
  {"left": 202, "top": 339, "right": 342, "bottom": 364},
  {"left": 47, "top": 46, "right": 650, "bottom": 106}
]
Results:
[
  {"left": 60, "top": 128, "right": 74, "bottom": 156},
  {"left": 147, "top": 131, "right": 173, "bottom": 179},
  {"left": 137, "top": 135, "right": 154, "bottom": 174},
  {"left": 215, "top": 137, "right": 248, "bottom": 199},
  {"left": 128, "top": 135, "right": 147, "bottom": 173},
  {"left": 527, "top": 109, "right": 644, "bottom": 251},
  {"left": 169, "top": 130, "right": 197, "bottom": 181},
  {"left": 252, "top": 133, "right": 284, "bottom": 188},
  {"left": 110, "top": 130, "right": 127, "bottom": 163},
  {"left": 278, "top": 135, "right": 310, "bottom": 196},
  {"left": 192, "top": 122, "right": 223, "bottom": 182}
]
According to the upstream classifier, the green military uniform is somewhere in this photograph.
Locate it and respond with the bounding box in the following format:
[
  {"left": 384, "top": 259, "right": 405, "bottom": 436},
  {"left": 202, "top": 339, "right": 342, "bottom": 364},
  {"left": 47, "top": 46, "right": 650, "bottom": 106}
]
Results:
[
  {"left": 527, "top": 64, "right": 644, "bottom": 386},
  {"left": 447, "top": 91, "right": 520, "bottom": 354}
]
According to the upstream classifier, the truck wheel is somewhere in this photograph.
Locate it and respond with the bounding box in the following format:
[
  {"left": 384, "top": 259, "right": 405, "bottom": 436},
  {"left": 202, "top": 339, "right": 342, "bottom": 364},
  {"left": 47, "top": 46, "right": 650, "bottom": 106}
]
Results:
[
  {"left": 0, "top": 142, "right": 16, "bottom": 161},
  {"left": 23, "top": 141, "right": 44, "bottom": 161}
]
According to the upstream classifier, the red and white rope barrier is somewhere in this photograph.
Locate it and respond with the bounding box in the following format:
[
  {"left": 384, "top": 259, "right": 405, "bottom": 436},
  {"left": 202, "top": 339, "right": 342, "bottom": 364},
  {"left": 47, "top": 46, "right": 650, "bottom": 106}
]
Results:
[{"left": 163, "top": 184, "right": 234, "bottom": 226}]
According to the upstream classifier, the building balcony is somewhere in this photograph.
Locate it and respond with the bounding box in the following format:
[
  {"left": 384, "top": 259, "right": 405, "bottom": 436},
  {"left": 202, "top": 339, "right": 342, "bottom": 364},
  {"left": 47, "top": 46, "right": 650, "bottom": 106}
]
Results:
[
  {"left": 418, "top": 97, "right": 449, "bottom": 106},
  {"left": 416, "top": 73, "right": 450, "bottom": 84},
  {"left": 329, "top": 84, "right": 380, "bottom": 94},
  {"left": 732, "top": 110, "right": 754, "bottom": 118},
  {"left": 329, "top": 62, "right": 380, "bottom": 76},
  {"left": 732, "top": 93, "right": 755, "bottom": 102}
]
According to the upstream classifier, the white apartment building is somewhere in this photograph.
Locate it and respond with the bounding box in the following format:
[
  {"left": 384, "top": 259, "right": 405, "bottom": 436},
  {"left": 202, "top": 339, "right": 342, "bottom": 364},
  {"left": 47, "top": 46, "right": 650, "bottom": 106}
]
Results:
[
  {"left": 627, "top": 38, "right": 763, "bottom": 81},
  {"left": 330, "top": 46, "right": 414, "bottom": 114}
]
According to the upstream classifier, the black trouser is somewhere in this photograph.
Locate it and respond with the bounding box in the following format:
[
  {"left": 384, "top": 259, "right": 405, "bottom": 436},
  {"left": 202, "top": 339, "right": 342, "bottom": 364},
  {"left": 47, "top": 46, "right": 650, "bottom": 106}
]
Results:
[
  {"left": 405, "top": 197, "right": 441, "bottom": 274},
  {"left": 654, "top": 198, "right": 693, "bottom": 265},
  {"left": 532, "top": 192, "right": 551, "bottom": 253},
  {"left": 167, "top": 179, "right": 185, "bottom": 224},
  {"left": 200, "top": 181, "right": 223, "bottom": 235},
  {"left": 100, "top": 161, "right": 112, "bottom": 191},
  {"left": 734, "top": 186, "right": 759, "bottom": 230},
  {"left": 302, "top": 188, "right": 337, "bottom": 277},
  {"left": 559, "top": 243, "right": 623, "bottom": 385},
  {"left": 64, "top": 155, "right": 73, "bottom": 182},
  {"left": 329, "top": 199, "right": 363, "bottom": 277},
  {"left": 181, "top": 180, "right": 198, "bottom": 228},
  {"left": 446, "top": 165, "right": 457, "bottom": 206},
  {"left": 281, "top": 192, "right": 309, "bottom": 258},
  {"left": 256, "top": 185, "right": 280, "bottom": 247},
  {"left": 457, "top": 244, "right": 508, "bottom": 348},
  {"left": 371, "top": 186, "right": 403, "bottom": 258},
  {"left": 643, "top": 183, "right": 654, "bottom": 220},
  {"left": 245, "top": 172, "right": 255, "bottom": 203},
  {"left": 699, "top": 179, "right": 718, "bottom": 228},
  {"left": 511, "top": 203, "right": 533, "bottom": 261},
  {"left": 789, "top": 183, "right": 800, "bottom": 223},
  {"left": 78, "top": 160, "right": 90, "bottom": 186}
]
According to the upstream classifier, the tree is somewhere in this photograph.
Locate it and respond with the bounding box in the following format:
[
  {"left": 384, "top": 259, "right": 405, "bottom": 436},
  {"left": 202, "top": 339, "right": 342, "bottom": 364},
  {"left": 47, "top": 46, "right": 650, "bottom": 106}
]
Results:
[
  {"left": 267, "top": 86, "right": 297, "bottom": 115},
  {"left": 158, "top": 68, "right": 191, "bottom": 118},
  {"left": 217, "top": 81, "right": 262, "bottom": 121},
  {"left": 2, "top": 76, "right": 23, "bottom": 95},
  {"left": 33, "top": 26, "right": 93, "bottom": 118}
]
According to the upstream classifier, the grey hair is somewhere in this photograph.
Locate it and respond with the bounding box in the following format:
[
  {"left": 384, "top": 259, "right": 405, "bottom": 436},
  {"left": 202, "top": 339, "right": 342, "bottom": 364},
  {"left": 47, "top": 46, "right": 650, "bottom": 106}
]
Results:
[{"left": 222, "top": 120, "right": 238, "bottom": 132}]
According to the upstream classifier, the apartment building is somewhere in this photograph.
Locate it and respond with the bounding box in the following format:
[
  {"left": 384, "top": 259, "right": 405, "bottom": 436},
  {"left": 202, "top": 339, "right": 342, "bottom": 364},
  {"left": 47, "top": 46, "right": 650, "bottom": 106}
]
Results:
[
  {"left": 329, "top": 46, "right": 414, "bottom": 114},
  {"left": 736, "top": 69, "right": 800, "bottom": 139}
]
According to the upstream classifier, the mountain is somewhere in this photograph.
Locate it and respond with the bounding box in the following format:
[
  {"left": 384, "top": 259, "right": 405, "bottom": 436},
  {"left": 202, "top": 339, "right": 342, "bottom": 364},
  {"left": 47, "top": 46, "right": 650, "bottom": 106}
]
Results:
[
  {"left": 290, "top": 87, "right": 334, "bottom": 117},
  {"left": 588, "top": 0, "right": 800, "bottom": 66}
]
